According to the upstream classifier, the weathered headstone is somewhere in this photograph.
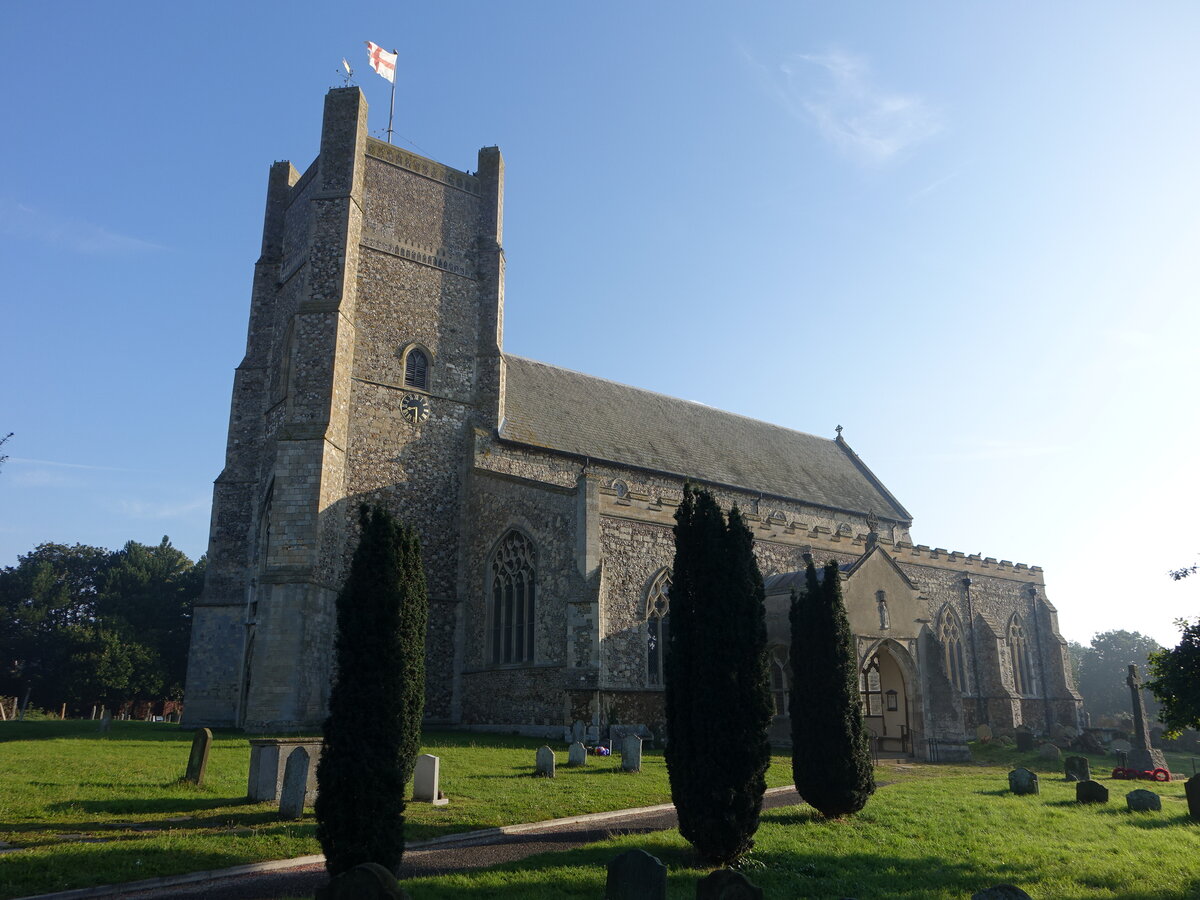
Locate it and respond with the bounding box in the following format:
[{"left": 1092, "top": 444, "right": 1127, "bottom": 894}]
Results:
[
  {"left": 1063, "top": 756, "right": 1090, "bottom": 782},
  {"left": 1015, "top": 729, "right": 1035, "bottom": 752},
  {"left": 1186, "top": 774, "right": 1200, "bottom": 821},
  {"left": 621, "top": 734, "right": 643, "bottom": 772},
  {"left": 278, "top": 747, "right": 310, "bottom": 820},
  {"left": 1037, "top": 743, "right": 1061, "bottom": 761},
  {"left": 1125, "top": 665, "right": 1168, "bottom": 772},
  {"left": 567, "top": 741, "right": 588, "bottom": 767},
  {"left": 1075, "top": 780, "right": 1108, "bottom": 804},
  {"left": 314, "top": 862, "right": 410, "bottom": 900},
  {"left": 184, "top": 728, "right": 213, "bottom": 785},
  {"left": 535, "top": 745, "right": 555, "bottom": 778},
  {"left": 975, "top": 723, "right": 993, "bottom": 743},
  {"left": 972, "top": 886, "right": 1032, "bottom": 900},
  {"left": 605, "top": 848, "right": 666, "bottom": 900},
  {"left": 412, "top": 754, "right": 449, "bottom": 805},
  {"left": 571, "top": 719, "right": 586, "bottom": 744},
  {"left": 97, "top": 709, "right": 112, "bottom": 734},
  {"left": 1007, "top": 767, "right": 1039, "bottom": 795},
  {"left": 696, "top": 868, "right": 764, "bottom": 899},
  {"left": 248, "top": 738, "right": 323, "bottom": 802},
  {"left": 1125, "top": 789, "right": 1162, "bottom": 812}
]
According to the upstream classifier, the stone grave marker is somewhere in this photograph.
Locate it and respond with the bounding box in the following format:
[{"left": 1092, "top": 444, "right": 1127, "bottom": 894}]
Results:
[
  {"left": 184, "top": 728, "right": 213, "bottom": 785},
  {"left": 1125, "top": 665, "right": 1168, "bottom": 772},
  {"left": 535, "top": 746, "right": 555, "bottom": 778},
  {"left": 1075, "top": 780, "right": 1108, "bottom": 804},
  {"left": 571, "top": 719, "right": 586, "bottom": 744},
  {"left": 1007, "top": 767, "right": 1038, "bottom": 795},
  {"left": 567, "top": 741, "right": 588, "bottom": 767},
  {"left": 1014, "top": 728, "right": 1035, "bottom": 752},
  {"left": 248, "top": 738, "right": 323, "bottom": 803},
  {"left": 1186, "top": 774, "right": 1200, "bottom": 821},
  {"left": 605, "top": 848, "right": 666, "bottom": 900},
  {"left": 1063, "top": 756, "right": 1090, "bottom": 782},
  {"left": 975, "top": 723, "right": 993, "bottom": 743},
  {"left": 972, "top": 886, "right": 1032, "bottom": 900},
  {"left": 278, "top": 747, "right": 311, "bottom": 820},
  {"left": 412, "top": 754, "right": 449, "bottom": 805},
  {"left": 1037, "top": 743, "right": 1061, "bottom": 761},
  {"left": 696, "top": 868, "right": 764, "bottom": 899},
  {"left": 98, "top": 709, "right": 112, "bottom": 734},
  {"left": 621, "top": 734, "right": 642, "bottom": 772},
  {"left": 1125, "top": 789, "right": 1162, "bottom": 812}
]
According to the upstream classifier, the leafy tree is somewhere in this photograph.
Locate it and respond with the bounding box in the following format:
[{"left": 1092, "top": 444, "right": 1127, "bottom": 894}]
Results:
[
  {"left": 790, "top": 558, "right": 875, "bottom": 818},
  {"left": 316, "top": 505, "right": 428, "bottom": 876},
  {"left": 1147, "top": 619, "right": 1200, "bottom": 736},
  {"left": 665, "top": 485, "right": 773, "bottom": 865},
  {"left": 1073, "top": 630, "right": 1161, "bottom": 721}
]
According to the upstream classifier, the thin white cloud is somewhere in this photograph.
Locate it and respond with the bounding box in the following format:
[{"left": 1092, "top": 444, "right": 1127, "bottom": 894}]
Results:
[
  {"left": 0, "top": 200, "right": 165, "bottom": 254},
  {"left": 7, "top": 457, "right": 139, "bottom": 472},
  {"left": 118, "top": 497, "right": 210, "bottom": 520},
  {"left": 11, "top": 468, "right": 71, "bottom": 487},
  {"left": 745, "top": 46, "right": 942, "bottom": 165}
]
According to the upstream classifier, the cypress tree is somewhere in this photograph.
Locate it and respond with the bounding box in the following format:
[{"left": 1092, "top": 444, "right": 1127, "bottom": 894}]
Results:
[
  {"left": 315, "top": 505, "right": 428, "bottom": 876},
  {"left": 665, "top": 485, "right": 773, "bottom": 865},
  {"left": 789, "top": 558, "right": 875, "bottom": 818}
]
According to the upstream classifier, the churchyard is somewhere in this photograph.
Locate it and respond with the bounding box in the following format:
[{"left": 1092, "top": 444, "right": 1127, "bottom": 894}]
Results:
[{"left": 1, "top": 722, "right": 1198, "bottom": 899}]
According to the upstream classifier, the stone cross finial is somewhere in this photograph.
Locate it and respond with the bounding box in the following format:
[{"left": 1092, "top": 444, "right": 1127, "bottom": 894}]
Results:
[{"left": 835, "top": 424, "right": 843, "bottom": 438}]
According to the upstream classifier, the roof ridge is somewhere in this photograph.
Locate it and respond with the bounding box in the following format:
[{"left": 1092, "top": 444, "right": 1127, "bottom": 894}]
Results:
[{"left": 504, "top": 354, "right": 837, "bottom": 444}]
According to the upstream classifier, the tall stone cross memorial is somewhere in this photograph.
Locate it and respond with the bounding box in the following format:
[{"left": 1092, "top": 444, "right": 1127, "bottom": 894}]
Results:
[{"left": 1125, "top": 664, "right": 1167, "bottom": 772}]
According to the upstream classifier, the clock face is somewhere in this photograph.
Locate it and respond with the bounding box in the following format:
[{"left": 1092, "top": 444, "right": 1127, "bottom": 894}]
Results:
[{"left": 401, "top": 394, "right": 430, "bottom": 424}]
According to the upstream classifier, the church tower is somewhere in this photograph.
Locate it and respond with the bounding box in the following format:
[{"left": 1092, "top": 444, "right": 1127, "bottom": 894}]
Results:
[{"left": 183, "top": 88, "right": 504, "bottom": 729}]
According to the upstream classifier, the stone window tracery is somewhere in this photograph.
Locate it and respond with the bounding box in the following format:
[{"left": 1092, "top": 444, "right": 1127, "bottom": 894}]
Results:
[
  {"left": 939, "top": 610, "right": 966, "bottom": 691},
  {"left": 490, "top": 531, "right": 536, "bottom": 665},
  {"left": 1009, "top": 617, "right": 1033, "bottom": 695},
  {"left": 646, "top": 568, "right": 671, "bottom": 686},
  {"left": 860, "top": 653, "right": 883, "bottom": 717}
]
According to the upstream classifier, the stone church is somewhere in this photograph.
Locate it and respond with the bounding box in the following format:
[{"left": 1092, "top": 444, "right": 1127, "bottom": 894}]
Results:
[{"left": 182, "top": 88, "right": 1082, "bottom": 757}]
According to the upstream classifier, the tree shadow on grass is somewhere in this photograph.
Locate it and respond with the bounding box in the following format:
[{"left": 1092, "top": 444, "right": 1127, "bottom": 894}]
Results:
[{"left": 46, "top": 796, "right": 255, "bottom": 816}]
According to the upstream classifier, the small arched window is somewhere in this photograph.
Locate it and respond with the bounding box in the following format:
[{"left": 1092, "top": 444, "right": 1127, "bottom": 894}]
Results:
[
  {"left": 646, "top": 569, "right": 671, "bottom": 686},
  {"left": 1009, "top": 617, "right": 1033, "bottom": 695},
  {"left": 404, "top": 347, "right": 429, "bottom": 390},
  {"left": 490, "top": 531, "right": 536, "bottom": 665},
  {"left": 939, "top": 610, "right": 966, "bottom": 691}
]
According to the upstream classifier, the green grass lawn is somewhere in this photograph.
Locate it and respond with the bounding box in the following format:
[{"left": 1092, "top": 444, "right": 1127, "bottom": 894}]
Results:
[{"left": 1, "top": 722, "right": 1198, "bottom": 899}]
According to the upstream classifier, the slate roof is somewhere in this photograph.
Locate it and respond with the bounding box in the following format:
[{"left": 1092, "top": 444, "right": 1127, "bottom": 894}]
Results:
[{"left": 499, "top": 356, "right": 911, "bottom": 522}]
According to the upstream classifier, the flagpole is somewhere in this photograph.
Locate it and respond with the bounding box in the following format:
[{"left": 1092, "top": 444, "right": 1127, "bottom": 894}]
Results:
[{"left": 387, "top": 48, "right": 397, "bottom": 144}]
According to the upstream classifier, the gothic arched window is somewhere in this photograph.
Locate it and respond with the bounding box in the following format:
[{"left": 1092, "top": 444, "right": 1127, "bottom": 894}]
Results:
[
  {"left": 1009, "top": 617, "right": 1033, "bottom": 695},
  {"left": 646, "top": 569, "right": 671, "bottom": 686},
  {"left": 770, "top": 650, "right": 790, "bottom": 716},
  {"left": 939, "top": 610, "right": 966, "bottom": 691},
  {"left": 404, "top": 347, "right": 429, "bottom": 390},
  {"left": 489, "top": 531, "right": 536, "bottom": 665}
]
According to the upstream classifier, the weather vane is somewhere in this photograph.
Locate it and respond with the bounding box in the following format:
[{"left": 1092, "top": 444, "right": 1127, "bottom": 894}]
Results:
[{"left": 339, "top": 58, "right": 355, "bottom": 87}]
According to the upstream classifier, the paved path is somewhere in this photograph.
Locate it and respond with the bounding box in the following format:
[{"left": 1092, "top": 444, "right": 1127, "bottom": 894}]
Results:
[{"left": 34, "top": 788, "right": 805, "bottom": 900}]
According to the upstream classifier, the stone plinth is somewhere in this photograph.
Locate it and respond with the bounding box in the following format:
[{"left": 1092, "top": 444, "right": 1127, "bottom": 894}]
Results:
[{"left": 249, "top": 738, "right": 322, "bottom": 803}]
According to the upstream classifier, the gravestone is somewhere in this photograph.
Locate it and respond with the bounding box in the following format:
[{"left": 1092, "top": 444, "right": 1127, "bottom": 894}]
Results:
[
  {"left": 1007, "top": 767, "right": 1039, "bottom": 795},
  {"left": 567, "top": 741, "right": 588, "bottom": 767},
  {"left": 571, "top": 720, "right": 586, "bottom": 744},
  {"left": 1063, "top": 756, "right": 1090, "bottom": 782},
  {"left": 1124, "top": 665, "right": 1168, "bottom": 772},
  {"left": 97, "top": 709, "right": 112, "bottom": 734},
  {"left": 1125, "top": 789, "right": 1161, "bottom": 812},
  {"left": 621, "top": 734, "right": 643, "bottom": 772},
  {"left": 605, "top": 848, "right": 666, "bottom": 900},
  {"left": 248, "top": 739, "right": 323, "bottom": 803},
  {"left": 535, "top": 746, "right": 555, "bottom": 778},
  {"left": 1037, "top": 743, "right": 1061, "bottom": 761},
  {"left": 975, "top": 723, "right": 993, "bottom": 743},
  {"left": 696, "top": 868, "right": 764, "bottom": 899},
  {"left": 1075, "top": 780, "right": 1108, "bottom": 804},
  {"left": 278, "top": 747, "right": 311, "bottom": 819},
  {"left": 972, "top": 887, "right": 1032, "bottom": 900},
  {"left": 184, "top": 728, "right": 213, "bottom": 785},
  {"left": 412, "top": 754, "right": 449, "bottom": 805},
  {"left": 1015, "top": 729, "right": 1035, "bottom": 752},
  {"left": 314, "top": 862, "right": 410, "bottom": 900},
  {"left": 1186, "top": 774, "right": 1200, "bottom": 821}
]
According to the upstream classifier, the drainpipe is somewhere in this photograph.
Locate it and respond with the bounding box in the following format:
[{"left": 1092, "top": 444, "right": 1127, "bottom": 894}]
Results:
[{"left": 963, "top": 577, "right": 985, "bottom": 725}]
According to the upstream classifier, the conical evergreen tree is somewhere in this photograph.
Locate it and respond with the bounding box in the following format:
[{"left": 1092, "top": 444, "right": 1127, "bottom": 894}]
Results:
[
  {"left": 665, "top": 485, "right": 774, "bottom": 864},
  {"left": 789, "top": 558, "right": 875, "bottom": 818},
  {"left": 315, "top": 505, "right": 428, "bottom": 875}
]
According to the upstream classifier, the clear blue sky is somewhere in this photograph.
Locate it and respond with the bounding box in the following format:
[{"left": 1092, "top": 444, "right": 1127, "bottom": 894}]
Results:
[{"left": 2, "top": 2, "right": 1197, "bottom": 646}]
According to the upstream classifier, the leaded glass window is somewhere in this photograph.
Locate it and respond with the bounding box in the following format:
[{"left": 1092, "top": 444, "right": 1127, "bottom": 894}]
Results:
[
  {"left": 490, "top": 531, "right": 536, "bottom": 665},
  {"left": 940, "top": 612, "right": 967, "bottom": 691},
  {"left": 646, "top": 569, "right": 671, "bottom": 685},
  {"left": 1010, "top": 617, "right": 1033, "bottom": 695}
]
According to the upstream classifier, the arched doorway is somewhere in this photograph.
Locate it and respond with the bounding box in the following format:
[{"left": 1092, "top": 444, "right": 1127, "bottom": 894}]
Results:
[{"left": 861, "top": 644, "right": 910, "bottom": 755}]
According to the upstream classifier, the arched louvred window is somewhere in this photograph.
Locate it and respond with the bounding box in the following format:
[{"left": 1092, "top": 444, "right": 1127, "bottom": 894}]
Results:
[
  {"left": 490, "top": 531, "right": 536, "bottom": 665},
  {"left": 645, "top": 569, "right": 672, "bottom": 685},
  {"left": 404, "top": 348, "right": 429, "bottom": 390},
  {"left": 1009, "top": 616, "right": 1034, "bottom": 695},
  {"left": 939, "top": 610, "right": 967, "bottom": 691}
]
